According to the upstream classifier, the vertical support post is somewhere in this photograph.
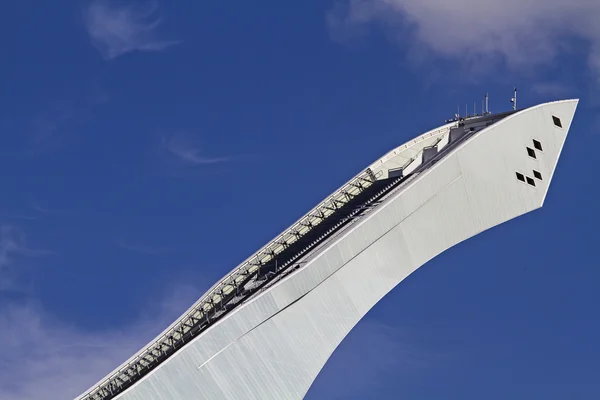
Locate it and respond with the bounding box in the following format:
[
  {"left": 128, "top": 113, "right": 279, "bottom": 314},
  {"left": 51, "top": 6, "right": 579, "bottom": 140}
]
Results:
[
  {"left": 511, "top": 87, "right": 517, "bottom": 111},
  {"left": 485, "top": 93, "right": 489, "bottom": 114}
]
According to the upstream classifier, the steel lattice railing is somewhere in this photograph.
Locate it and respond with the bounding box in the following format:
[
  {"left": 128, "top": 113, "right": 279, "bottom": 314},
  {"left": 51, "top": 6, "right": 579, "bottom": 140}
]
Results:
[
  {"left": 77, "top": 109, "right": 517, "bottom": 400},
  {"left": 77, "top": 168, "right": 378, "bottom": 400}
]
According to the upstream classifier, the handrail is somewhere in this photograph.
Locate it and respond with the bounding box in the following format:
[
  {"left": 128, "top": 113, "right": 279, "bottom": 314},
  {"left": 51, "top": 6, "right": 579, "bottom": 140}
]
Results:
[
  {"left": 76, "top": 168, "right": 378, "bottom": 400},
  {"left": 77, "top": 111, "right": 515, "bottom": 400}
]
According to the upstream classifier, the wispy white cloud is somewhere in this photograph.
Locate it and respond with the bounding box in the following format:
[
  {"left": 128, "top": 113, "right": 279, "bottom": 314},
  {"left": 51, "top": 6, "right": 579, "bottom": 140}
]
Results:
[
  {"left": 330, "top": 0, "right": 600, "bottom": 80},
  {"left": 0, "top": 226, "right": 22, "bottom": 273},
  {"left": 0, "top": 225, "right": 46, "bottom": 271},
  {"left": 163, "top": 134, "right": 230, "bottom": 166},
  {"left": 0, "top": 225, "right": 54, "bottom": 293},
  {"left": 0, "top": 225, "right": 38, "bottom": 292},
  {"left": 0, "top": 212, "right": 36, "bottom": 222},
  {"left": 0, "top": 285, "right": 200, "bottom": 400},
  {"left": 83, "top": 0, "right": 179, "bottom": 60}
]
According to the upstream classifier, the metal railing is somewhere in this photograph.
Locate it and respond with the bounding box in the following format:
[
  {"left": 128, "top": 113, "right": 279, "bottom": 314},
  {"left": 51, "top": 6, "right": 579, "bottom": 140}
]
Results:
[
  {"left": 78, "top": 110, "right": 516, "bottom": 400},
  {"left": 77, "top": 168, "right": 378, "bottom": 400}
]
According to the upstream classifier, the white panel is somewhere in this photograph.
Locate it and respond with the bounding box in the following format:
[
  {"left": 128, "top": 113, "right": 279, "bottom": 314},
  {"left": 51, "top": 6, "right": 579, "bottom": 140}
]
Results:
[{"left": 437, "top": 132, "right": 450, "bottom": 151}]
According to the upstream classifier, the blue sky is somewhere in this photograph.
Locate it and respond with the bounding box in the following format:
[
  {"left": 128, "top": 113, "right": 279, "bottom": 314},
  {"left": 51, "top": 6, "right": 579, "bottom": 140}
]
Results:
[{"left": 1, "top": 1, "right": 599, "bottom": 399}]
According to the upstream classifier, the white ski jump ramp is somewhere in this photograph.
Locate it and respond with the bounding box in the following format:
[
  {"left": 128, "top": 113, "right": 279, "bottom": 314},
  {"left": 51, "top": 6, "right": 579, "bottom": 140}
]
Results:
[{"left": 77, "top": 99, "right": 578, "bottom": 400}]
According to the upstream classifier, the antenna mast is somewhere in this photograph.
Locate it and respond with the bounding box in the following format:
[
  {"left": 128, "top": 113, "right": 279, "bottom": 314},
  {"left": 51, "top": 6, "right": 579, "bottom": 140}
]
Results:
[{"left": 511, "top": 87, "right": 517, "bottom": 111}]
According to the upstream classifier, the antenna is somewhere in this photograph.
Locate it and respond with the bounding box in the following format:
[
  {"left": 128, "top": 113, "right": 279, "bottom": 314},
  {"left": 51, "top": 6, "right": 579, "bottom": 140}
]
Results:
[
  {"left": 485, "top": 92, "right": 489, "bottom": 115},
  {"left": 510, "top": 87, "right": 517, "bottom": 111}
]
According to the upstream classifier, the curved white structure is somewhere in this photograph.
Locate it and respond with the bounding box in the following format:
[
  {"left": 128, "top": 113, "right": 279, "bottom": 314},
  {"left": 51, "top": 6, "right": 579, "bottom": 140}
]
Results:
[{"left": 78, "top": 99, "right": 578, "bottom": 400}]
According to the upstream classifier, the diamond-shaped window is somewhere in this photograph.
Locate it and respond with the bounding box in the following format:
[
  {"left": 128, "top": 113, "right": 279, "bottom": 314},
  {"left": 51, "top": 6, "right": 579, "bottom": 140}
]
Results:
[{"left": 552, "top": 115, "right": 562, "bottom": 128}]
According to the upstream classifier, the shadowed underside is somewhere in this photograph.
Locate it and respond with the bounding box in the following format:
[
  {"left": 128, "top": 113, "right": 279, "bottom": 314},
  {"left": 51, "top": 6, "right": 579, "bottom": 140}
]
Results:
[{"left": 77, "top": 99, "right": 578, "bottom": 400}]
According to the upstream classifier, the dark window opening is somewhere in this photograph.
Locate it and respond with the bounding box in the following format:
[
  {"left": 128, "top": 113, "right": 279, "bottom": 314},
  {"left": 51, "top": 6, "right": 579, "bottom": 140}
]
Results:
[
  {"left": 526, "top": 177, "right": 536, "bottom": 186},
  {"left": 516, "top": 172, "right": 525, "bottom": 182},
  {"left": 527, "top": 147, "right": 536, "bottom": 158},
  {"left": 552, "top": 115, "right": 562, "bottom": 128},
  {"left": 533, "top": 170, "right": 542, "bottom": 180},
  {"left": 533, "top": 139, "right": 543, "bottom": 151}
]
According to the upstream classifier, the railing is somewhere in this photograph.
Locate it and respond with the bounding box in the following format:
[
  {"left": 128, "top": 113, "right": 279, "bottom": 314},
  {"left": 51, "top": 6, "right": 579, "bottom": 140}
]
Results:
[
  {"left": 77, "top": 168, "right": 378, "bottom": 400},
  {"left": 78, "top": 110, "right": 514, "bottom": 400}
]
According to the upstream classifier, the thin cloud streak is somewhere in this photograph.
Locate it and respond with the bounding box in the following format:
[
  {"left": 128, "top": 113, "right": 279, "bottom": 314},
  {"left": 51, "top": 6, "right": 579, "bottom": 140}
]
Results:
[
  {"left": 83, "top": 0, "right": 179, "bottom": 60},
  {"left": 0, "top": 212, "right": 36, "bottom": 222},
  {"left": 0, "top": 226, "right": 48, "bottom": 269},
  {"left": 330, "top": 0, "right": 600, "bottom": 80},
  {"left": 163, "top": 135, "right": 230, "bottom": 166},
  {"left": 0, "top": 226, "right": 22, "bottom": 271},
  {"left": 0, "top": 225, "right": 50, "bottom": 292}
]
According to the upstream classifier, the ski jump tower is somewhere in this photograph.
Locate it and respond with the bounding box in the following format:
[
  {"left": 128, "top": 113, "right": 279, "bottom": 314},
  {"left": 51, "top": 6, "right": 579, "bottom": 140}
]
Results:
[{"left": 77, "top": 99, "right": 578, "bottom": 400}]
